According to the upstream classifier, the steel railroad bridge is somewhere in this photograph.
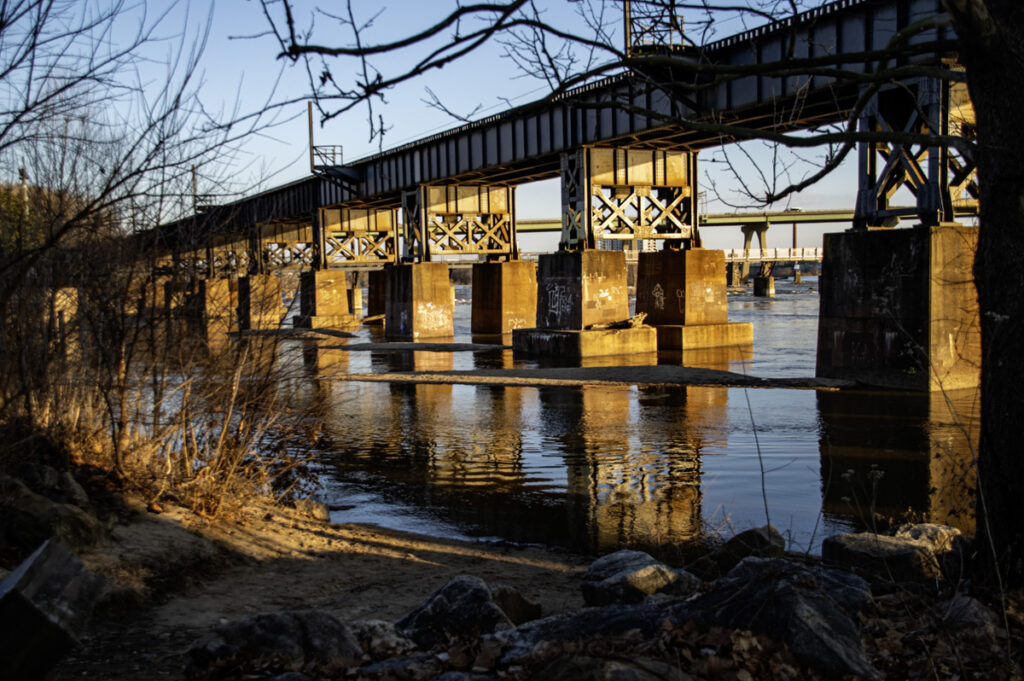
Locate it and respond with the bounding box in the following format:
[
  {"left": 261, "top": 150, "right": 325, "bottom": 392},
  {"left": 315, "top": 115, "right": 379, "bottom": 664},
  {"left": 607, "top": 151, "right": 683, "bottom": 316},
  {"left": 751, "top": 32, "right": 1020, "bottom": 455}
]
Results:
[{"left": 155, "top": 0, "right": 974, "bottom": 277}]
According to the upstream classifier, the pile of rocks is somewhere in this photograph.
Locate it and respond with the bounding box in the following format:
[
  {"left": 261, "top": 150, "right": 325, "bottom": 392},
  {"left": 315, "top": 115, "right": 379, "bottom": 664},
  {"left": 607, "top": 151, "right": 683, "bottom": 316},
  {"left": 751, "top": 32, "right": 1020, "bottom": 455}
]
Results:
[{"left": 184, "top": 523, "right": 991, "bottom": 681}]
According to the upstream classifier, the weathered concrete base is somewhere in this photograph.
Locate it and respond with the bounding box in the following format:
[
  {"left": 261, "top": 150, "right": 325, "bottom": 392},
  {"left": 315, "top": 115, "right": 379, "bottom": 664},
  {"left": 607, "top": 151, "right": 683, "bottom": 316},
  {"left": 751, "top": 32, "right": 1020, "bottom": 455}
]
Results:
[
  {"left": 753, "top": 275, "right": 775, "bottom": 297},
  {"left": 816, "top": 223, "right": 979, "bottom": 391},
  {"left": 655, "top": 321, "right": 754, "bottom": 350},
  {"left": 471, "top": 260, "right": 537, "bottom": 335},
  {"left": 512, "top": 326, "right": 657, "bottom": 358},
  {"left": 385, "top": 262, "right": 454, "bottom": 340},
  {"left": 536, "top": 250, "right": 628, "bottom": 329},
  {"left": 238, "top": 274, "right": 283, "bottom": 331},
  {"left": 295, "top": 270, "right": 359, "bottom": 330}
]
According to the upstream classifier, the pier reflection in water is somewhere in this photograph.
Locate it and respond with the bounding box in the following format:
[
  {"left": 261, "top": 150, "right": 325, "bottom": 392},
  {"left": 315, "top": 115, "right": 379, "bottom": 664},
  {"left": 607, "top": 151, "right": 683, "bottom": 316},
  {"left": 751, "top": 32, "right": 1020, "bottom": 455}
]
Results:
[{"left": 287, "top": 283, "right": 979, "bottom": 557}]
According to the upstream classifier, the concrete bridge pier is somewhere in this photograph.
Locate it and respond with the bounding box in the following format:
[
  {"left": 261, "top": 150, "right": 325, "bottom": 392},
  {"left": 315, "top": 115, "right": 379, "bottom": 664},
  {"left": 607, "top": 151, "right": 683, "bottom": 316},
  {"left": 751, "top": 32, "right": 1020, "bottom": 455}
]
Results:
[
  {"left": 384, "top": 262, "right": 455, "bottom": 340},
  {"left": 635, "top": 247, "right": 752, "bottom": 351},
  {"left": 815, "top": 223, "right": 979, "bottom": 390},
  {"left": 296, "top": 270, "right": 359, "bottom": 330},
  {"left": 725, "top": 261, "right": 744, "bottom": 287},
  {"left": 471, "top": 260, "right": 537, "bottom": 336},
  {"left": 238, "top": 274, "right": 284, "bottom": 331},
  {"left": 190, "top": 277, "right": 237, "bottom": 341},
  {"left": 512, "top": 250, "right": 655, "bottom": 358}
]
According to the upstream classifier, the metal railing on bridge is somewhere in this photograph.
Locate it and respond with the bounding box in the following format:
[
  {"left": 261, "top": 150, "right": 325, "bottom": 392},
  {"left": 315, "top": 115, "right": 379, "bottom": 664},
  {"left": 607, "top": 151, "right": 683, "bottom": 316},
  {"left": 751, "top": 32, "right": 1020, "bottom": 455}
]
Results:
[{"left": 723, "top": 248, "right": 824, "bottom": 263}]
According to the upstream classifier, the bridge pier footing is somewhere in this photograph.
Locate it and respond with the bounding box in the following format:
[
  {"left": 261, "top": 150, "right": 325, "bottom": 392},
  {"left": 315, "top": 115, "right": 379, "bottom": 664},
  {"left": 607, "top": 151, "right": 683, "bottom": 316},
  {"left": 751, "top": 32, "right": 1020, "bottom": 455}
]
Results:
[
  {"left": 296, "top": 270, "right": 358, "bottom": 330},
  {"left": 190, "top": 278, "right": 237, "bottom": 341},
  {"left": 636, "top": 249, "right": 753, "bottom": 350},
  {"left": 385, "top": 262, "right": 454, "bottom": 340},
  {"left": 238, "top": 274, "right": 283, "bottom": 331},
  {"left": 815, "top": 223, "right": 979, "bottom": 390},
  {"left": 470, "top": 260, "right": 537, "bottom": 336},
  {"left": 512, "top": 250, "right": 655, "bottom": 358}
]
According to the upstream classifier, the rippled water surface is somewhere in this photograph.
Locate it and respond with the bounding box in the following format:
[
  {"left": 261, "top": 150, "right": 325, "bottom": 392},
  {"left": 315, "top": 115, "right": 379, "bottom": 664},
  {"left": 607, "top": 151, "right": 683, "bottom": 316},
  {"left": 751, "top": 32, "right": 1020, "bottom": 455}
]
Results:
[{"left": 286, "top": 278, "right": 978, "bottom": 557}]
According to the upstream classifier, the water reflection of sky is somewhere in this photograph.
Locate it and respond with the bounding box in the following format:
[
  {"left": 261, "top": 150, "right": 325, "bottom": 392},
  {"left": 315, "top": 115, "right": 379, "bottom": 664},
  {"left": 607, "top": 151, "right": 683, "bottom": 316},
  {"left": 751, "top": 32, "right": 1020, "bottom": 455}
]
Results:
[{"left": 295, "top": 279, "right": 977, "bottom": 557}]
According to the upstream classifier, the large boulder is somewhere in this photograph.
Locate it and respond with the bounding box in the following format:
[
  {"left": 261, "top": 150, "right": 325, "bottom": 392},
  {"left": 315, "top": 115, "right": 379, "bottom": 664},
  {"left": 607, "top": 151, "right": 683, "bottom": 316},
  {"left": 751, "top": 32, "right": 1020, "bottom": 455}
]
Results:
[
  {"left": 582, "top": 550, "right": 699, "bottom": 606},
  {"left": 396, "top": 575, "right": 513, "bottom": 650},
  {"left": 496, "top": 602, "right": 669, "bottom": 666},
  {"left": 822, "top": 531, "right": 942, "bottom": 582},
  {"left": 187, "top": 610, "right": 362, "bottom": 680},
  {"left": 0, "top": 540, "right": 105, "bottom": 681},
  {"left": 672, "top": 557, "right": 878, "bottom": 680},
  {"left": 687, "top": 525, "right": 786, "bottom": 579},
  {"left": 0, "top": 475, "right": 106, "bottom": 556}
]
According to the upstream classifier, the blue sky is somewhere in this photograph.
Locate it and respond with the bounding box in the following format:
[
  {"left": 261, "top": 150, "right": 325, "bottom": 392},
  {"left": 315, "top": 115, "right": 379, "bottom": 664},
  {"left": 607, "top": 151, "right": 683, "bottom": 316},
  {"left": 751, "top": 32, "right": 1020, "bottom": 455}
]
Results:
[{"left": 150, "top": 0, "right": 863, "bottom": 249}]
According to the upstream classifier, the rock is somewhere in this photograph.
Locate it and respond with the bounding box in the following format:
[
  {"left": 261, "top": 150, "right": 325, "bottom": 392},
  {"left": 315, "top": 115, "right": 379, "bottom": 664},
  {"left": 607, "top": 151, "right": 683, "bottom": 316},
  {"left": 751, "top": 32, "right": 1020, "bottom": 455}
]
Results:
[
  {"left": 672, "top": 557, "right": 879, "bottom": 680},
  {"left": 396, "top": 575, "right": 513, "bottom": 650},
  {"left": 724, "top": 557, "right": 871, "bottom": 617},
  {"left": 932, "top": 594, "right": 1000, "bottom": 637},
  {"left": 822, "top": 532, "right": 941, "bottom": 582},
  {"left": 0, "top": 540, "right": 105, "bottom": 681},
  {"left": 354, "top": 654, "right": 440, "bottom": 679},
  {"left": 490, "top": 584, "right": 542, "bottom": 624},
  {"left": 187, "top": 610, "right": 362, "bottom": 679},
  {"left": 687, "top": 525, "right": 786, "bottom": 579},
  {"left": 496, "top": 602, "right": 668, "bottom": 666},
  {"left": 0, "top": 475, "right": 106, "bottom": 555},
  {"left": 293, "top": 498, "right": 330, "bottom": 523},
  {"left": 58, "top": 471, "right": 91, "bottom": 509},
  {"left": 260, "top": 674, "right": 312, "bottom": 681},
  {"left": 895, "top": 523, "right": 962, "bottom": 554},
  {"left": 581, "top": 550, "right": 700, "bottom": 606},
  {"left": 349, "top": 619, "right": 418, "bottom": 659},
  {"left": 533, "top": 655, "right": 701, "bottom": 681}
]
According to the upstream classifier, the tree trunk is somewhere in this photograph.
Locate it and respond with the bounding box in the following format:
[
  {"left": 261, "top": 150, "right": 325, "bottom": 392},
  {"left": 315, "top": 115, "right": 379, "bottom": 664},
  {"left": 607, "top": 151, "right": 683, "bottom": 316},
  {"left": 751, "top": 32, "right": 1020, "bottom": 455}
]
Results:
[{"left": 944, "top": 0, "right": 1024, "bottom": 585}]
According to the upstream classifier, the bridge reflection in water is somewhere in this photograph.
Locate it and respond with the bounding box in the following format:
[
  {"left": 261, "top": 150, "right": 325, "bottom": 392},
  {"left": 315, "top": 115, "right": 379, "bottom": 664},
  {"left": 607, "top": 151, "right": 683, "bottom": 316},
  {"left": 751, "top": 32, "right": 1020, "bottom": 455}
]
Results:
[{"left": 293, "top": 334, "right": 978, "bottom": 557}]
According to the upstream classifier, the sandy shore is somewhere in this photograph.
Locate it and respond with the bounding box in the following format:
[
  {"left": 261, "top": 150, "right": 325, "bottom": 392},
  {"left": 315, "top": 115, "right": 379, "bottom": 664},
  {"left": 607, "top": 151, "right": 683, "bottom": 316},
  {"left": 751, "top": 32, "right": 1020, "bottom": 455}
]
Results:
[{"left": 55, "top": 498, "right": 588, "bottom": 680}]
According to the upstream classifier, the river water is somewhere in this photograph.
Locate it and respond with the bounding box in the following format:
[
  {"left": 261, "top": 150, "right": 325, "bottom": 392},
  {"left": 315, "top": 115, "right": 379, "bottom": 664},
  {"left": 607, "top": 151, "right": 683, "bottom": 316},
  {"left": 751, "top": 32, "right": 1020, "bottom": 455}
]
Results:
[{"left": 282, "top": 278, "right": 979, "bottom": 559}]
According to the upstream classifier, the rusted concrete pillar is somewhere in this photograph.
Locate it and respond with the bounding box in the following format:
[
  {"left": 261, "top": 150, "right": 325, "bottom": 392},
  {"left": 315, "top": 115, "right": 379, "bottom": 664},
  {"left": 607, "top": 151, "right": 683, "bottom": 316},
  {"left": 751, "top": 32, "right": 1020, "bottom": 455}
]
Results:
[
  {"left": 512, "top": 250, "right": 655, "bottom": 358},
  {"left": 238, "top": 274, "right": 283, "bottom": 331},
  {"left": 384, "top": 262, "right": 454, "bottom": 340},
  {"left": 815, "top": 223, "right": 979, "bottom": 390},
  {"left": 471, "top": 260, "right": 537, "bottom": 336},
  {"left": 635, "top": 248, "right": 752, "bottom": 350},
  {"left": 740, "top": 223, "right": 769, "bottom": 282},
  {"left": 296, "top": 270, "right": 358, "bottom": 330}
]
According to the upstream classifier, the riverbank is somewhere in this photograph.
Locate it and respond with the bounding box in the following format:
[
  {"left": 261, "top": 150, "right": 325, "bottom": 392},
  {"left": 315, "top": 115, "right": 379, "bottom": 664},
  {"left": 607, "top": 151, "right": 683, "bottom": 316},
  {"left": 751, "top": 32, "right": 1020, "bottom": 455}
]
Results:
[
  {"left": 41, "top": 492, "right": 1023, "bottom": 681},
  {"left": 52, "top": 496, "right": 589, "bottom": 680}
]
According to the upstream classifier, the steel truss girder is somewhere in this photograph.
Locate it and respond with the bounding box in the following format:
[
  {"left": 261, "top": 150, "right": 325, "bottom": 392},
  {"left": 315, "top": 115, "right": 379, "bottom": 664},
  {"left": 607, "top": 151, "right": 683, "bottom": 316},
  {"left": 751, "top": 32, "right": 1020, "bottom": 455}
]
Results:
[
  {"left": 318, "top": 207, "right": 397, "bottom": 267},
  {"left": 560, "top": 147, "right": 699, "bottom": 250},
  {"left": 402, "top": 185, "right": 517, "bottom": 262},
  {"left": 855, "top": 72, "right": 977, "bottom": 229}
]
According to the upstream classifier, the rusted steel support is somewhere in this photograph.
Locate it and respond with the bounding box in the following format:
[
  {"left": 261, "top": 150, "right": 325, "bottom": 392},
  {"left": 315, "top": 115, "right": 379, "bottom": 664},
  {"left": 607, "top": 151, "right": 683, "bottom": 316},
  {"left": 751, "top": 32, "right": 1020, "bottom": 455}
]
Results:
[
  {"left": 854, "top": 72, "right": 977, "bottom": 230},
  {"left": 401, "top": 185, "right": 516, "bottom": 262},
  {"left": 560, "top": 147, "right": 699, "bottom": 251}
]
